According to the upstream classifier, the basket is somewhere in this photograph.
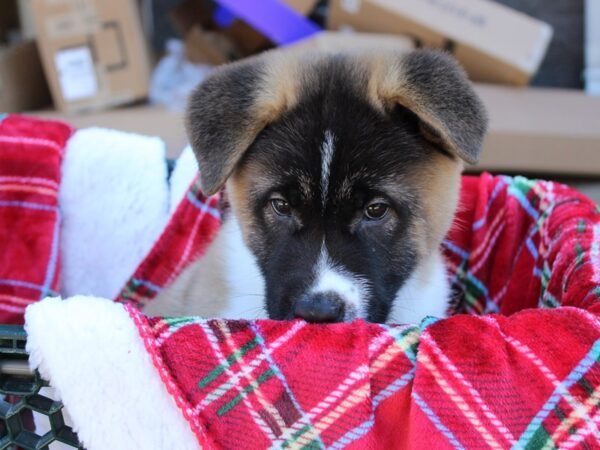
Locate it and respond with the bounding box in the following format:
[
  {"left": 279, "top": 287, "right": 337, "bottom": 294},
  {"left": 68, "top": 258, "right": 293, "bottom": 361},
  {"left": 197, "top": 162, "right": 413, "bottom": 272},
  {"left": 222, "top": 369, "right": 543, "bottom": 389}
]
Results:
[{"left": 0, "top": 325, "right": 81, "bottom": 449}]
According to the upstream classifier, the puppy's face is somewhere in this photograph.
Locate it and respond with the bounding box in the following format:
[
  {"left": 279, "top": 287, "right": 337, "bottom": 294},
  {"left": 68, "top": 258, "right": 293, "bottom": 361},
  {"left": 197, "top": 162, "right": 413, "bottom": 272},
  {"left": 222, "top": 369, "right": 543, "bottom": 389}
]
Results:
[{"left": 187, "top": 49, "right": 487, "bottom": 322}]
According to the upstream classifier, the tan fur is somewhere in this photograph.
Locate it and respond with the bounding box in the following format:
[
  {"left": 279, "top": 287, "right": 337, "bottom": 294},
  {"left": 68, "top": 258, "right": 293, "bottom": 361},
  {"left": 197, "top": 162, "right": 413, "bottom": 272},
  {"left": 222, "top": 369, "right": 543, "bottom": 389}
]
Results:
[
  {"left": 421, "top": 154, "right": 463, "bottom": 246},
  {"left": 193, "top": 48, "right": 484, "bottom": 196},
  {"left": 253, "top": 51, "right": 302, "bottom": 124},
  {"left": 363, "top": 52, "right": 477, "bottom": 164},
  {"left": 415, "top": 153, "right": 463, "bottom": 254},
  {"left": 364, "top": 52, "right": 405, "bottom": 112},
  {"left": 145, "top": 235, "right": 229, "bottom": 317},
  {"left": 384, "top": 154, "right": 462, "bottom": 263},
  {"left": 227, "top": 171, "right": 256, "bottom": 244}
]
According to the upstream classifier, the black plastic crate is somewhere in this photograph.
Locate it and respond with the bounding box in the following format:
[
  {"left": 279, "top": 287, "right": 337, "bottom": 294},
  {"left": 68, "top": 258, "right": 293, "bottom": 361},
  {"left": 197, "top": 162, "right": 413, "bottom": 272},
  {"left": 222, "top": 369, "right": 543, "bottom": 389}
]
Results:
[{"left": 0, "top": 326, "right": 82, "bottom": 450}]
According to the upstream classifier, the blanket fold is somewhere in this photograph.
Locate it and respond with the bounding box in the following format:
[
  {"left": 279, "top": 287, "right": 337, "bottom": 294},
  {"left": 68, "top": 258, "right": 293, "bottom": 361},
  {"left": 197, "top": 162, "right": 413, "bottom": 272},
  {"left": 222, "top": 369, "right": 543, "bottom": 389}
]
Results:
[
  {"left": 0, "top": 115, "right": 72, "bottom": 324},
  {"left": 25, "top": 297, "right": 600, "bottom": 450}
]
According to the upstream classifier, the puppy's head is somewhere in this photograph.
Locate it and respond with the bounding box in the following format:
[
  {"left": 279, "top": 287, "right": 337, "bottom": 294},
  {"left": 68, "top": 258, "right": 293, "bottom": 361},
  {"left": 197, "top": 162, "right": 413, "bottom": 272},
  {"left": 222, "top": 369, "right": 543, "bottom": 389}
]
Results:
[{"left": 187, "top": 49, "right": 487, "bottom": 323}]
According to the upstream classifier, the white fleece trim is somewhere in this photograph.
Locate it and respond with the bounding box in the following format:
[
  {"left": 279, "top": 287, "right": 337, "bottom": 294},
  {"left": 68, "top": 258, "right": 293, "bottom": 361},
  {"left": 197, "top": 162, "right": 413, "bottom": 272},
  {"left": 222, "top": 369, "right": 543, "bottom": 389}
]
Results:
[
  {"left": 60, "top": 128, "right": 169, "bottom": 299},
  {"left": 25, "top": 297, "right": 201, "bottom": 450},
  {"left": 169, "top": 145, "right": 199, "bottom": 215}
]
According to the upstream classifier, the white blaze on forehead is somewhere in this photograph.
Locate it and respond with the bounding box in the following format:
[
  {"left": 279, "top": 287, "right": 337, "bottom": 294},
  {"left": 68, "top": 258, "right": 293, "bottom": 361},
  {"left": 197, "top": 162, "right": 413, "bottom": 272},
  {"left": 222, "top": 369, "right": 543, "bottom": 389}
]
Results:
[
  {"left": 310, "top": 245, "right": 368, "bottom": 319},
  {"left": 320, "top": 130, "right": 335, "bottom": 207}
]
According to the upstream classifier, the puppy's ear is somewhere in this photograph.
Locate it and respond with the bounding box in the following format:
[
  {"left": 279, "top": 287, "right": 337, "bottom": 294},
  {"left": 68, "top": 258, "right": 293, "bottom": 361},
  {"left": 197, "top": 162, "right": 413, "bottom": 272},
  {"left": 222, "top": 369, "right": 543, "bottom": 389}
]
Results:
[
  {"left": 372, "top": 50, "right": 488, "bottom": 164},
  {"left": 186, "top": 53, "right": 299, "bottom": 195}
]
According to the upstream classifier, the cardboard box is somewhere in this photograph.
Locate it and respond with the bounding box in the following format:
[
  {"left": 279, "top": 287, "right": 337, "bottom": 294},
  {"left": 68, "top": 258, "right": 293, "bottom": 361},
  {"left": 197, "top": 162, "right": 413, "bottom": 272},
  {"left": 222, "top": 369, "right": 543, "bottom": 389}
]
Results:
[
  {"left": 0, "top": 40, "right": 51, "bottom": 112},
  {"left": 169, "top": 0, "right": 215, "bottom": 37},
  {"left": 184, "top": 26, "right": 241, "bottom": 65},
  {"left": 17, "top": 0, "right": 37, "bottom": 40},
  {"left": 1, "top": 1, "right": 19, "bottom": 42},
  {"left": 475, "top": 84, "right": 600, "bottom": 176},
  {"left": 290, "top": 31, "right": 415, "bottom": 53},
  {"left": 35, "top": 105, "right": 187, "bottom": 159},
  {"left": 30, "top": 0, "right": 151, "bottom": 113},
  {"left": 208, "top": 0, "right": 319, "bottom": 55},
  {"left": 36, "top": 85, "right": 600, "bottom": 177},
  {"left": 328, "top": 0, "right": 553, "bottom": 86}
]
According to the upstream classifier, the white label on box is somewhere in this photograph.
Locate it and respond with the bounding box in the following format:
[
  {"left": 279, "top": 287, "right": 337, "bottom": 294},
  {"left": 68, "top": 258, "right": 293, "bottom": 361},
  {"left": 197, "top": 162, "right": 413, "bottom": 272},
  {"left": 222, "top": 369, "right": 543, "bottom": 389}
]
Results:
[
  {"left": 341, "top": 0, "right": 361, "bottom": 14},
  {"left": 54, "top": 46, "right": 98, "bottom": 101}
]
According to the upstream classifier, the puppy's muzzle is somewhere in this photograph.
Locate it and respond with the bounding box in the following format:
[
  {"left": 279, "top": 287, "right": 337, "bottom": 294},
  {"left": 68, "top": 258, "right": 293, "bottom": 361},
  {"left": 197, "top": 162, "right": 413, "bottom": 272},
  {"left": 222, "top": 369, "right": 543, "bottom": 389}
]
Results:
[{"left": 293, "top": 292, "right": 345, "bottom": 323}]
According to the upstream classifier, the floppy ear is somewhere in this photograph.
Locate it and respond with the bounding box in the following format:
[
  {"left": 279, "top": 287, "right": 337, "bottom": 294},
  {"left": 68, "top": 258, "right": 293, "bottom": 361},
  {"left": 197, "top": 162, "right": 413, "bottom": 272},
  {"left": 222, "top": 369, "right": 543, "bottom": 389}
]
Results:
[
  {"left": 372, "top": 49, "right": 488, "bottom": 164},
  {"left": 185, "top": 53, "right": 300, "bottom": 195}
]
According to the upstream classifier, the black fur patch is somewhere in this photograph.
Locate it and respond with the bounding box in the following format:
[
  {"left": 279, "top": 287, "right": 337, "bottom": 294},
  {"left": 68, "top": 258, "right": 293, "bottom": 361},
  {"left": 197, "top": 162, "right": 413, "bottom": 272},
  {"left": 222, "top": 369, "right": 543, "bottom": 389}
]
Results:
[
  {"left": 398, "top": 51, "right": 488, "bottom": 163},
  {"left": 186, "top": 57, "right": 265, "bottom": 195}
]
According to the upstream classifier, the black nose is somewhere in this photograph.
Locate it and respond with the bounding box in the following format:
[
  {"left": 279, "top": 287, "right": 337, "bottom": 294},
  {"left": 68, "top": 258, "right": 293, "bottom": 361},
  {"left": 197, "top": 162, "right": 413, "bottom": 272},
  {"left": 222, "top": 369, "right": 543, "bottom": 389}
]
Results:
[{"left": 293, "top": 292, "right": 345, "bottom": 323}]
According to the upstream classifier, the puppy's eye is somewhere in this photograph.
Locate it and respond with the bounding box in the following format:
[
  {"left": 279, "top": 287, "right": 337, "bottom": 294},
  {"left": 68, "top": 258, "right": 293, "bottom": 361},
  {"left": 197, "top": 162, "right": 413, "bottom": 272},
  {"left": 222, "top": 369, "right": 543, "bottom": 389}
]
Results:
[
  {"left": 270, "top": 198, "right": 292, "bottom": 216},
  {"left": 364, "top": 202, "right": 389, "bottom": 221}
]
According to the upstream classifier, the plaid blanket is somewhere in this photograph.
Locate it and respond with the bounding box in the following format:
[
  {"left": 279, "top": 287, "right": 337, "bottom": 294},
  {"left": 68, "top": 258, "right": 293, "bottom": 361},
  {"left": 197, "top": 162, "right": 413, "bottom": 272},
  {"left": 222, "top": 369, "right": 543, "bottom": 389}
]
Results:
[
  {"left": 0, "top": 115, "right": 72, "bottom": 324},
  {"left": 114, "top": 171, "right": 600, "bottom": 449},
  {"left": 446, "top": 174, "right": 600, "bottom": 315},
  {"left": 4, "top": 115, "right": 600, "bottom": 448},
  {"left": 126, "top": 306, "right": 600, "bottom": 449},
  {"left": 115, "top": 178, "right": 221, "bottom": 305}
]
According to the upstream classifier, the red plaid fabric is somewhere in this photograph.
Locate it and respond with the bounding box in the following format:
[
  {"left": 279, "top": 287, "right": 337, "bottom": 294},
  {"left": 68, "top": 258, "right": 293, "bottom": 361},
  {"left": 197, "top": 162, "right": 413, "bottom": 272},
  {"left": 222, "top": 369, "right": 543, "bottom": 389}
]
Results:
[
  {"left": 122, "top": 172, "right": 600, "bottom": 449},
  {"left": 3, "top": 113, "right": 600, "bottom": 447},
  {"left": 128, "top": 308, "right": 600, "bottom": 449},
  {"left": 0, "top": 114, "right": 72, "bottom": 324},
  {"left": 445, "top": 174, "right": 600, "bottom": 316},
  {"left": 114, "top": 176, "right": 221, "bottom": 305}
]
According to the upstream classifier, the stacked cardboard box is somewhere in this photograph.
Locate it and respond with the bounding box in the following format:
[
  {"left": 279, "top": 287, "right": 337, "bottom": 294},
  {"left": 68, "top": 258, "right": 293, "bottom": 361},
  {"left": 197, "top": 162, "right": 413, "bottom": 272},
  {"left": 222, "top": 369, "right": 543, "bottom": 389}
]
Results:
[
  {"left": 6, "top": 0, "right": 599, "bottom": 175},
  {"left": 0, "top": 0, "right": 50, "bottom": 112},
  {"left": 29, "top": 0, "right": 151, "bottom": 113},
  {"left": 328, "top": 0, "right": 553, "bottom": 86}
]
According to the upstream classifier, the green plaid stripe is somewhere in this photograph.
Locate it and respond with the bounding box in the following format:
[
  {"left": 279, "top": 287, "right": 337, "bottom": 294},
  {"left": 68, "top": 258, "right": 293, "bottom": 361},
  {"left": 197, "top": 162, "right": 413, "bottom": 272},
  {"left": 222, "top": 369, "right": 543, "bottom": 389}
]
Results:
[
  {"left": 120, "top": 278, "right": 153, "bottom": 301},
  {"left": 575, "top": 243, "right": 585, "bottom": 270},
  {"left": 163, "top": 316, "right": 200, "bottom": 330},
  {"left": 463, "top": 272, "right": 487, "bottom": 314},
  {"left": 526, "top": 426, "right": 555, "bottom": 450},
  {"left": 281, "top": 424, "right": 320, "bottom": 449},
  {"left": 453, "top": 259, "right": 486, "bottom": 314},
  {"left": 198, "top": 337, "right": 260, "bottom": 389},
  {"left": 513, "top": 176, "right": 536, "bottom": 197},
  {"left": 217, "top": 368, "right": 275, "bottom": 416}
]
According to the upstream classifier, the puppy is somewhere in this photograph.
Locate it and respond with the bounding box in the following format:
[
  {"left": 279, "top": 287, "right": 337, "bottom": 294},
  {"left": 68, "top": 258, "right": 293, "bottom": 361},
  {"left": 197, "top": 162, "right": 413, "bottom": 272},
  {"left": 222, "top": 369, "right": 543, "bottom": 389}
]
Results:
[{"left": 145, "top": 48, "right": 488, "bottom": 324}]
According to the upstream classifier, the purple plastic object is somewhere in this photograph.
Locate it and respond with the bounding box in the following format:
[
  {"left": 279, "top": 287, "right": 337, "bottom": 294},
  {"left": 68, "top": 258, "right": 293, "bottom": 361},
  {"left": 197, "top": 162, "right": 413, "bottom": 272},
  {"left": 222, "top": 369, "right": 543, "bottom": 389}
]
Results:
[
  {"left": 212, "top": 0, "right": 321, "bottom": 45},
  {"left": 213, "top": 6, "right": 236, "bottom": 27}
]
